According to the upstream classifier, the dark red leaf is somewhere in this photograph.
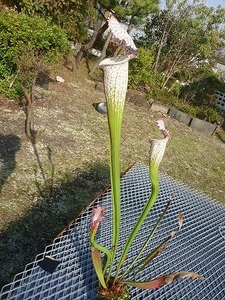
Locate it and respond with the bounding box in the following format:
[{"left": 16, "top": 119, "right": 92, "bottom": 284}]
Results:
[{"left": 121, "top": 271, "right": 204, "bottom": 290}]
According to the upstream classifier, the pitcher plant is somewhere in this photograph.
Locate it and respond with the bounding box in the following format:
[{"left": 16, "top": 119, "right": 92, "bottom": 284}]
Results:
[{"left": 90, "top": 14, "right": 204, "bottom": 300}]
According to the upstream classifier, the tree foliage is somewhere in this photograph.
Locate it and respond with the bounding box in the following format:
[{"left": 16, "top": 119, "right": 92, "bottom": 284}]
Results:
[
  {"left": 128, "top": 47, "right": 155, "bottom": 89},
  {"left": 1, "top": 0, "right": 94, "bottom": 42},
  {"left": 100, "top": 0, "right": 159, "bottom": 27},
  {"left": 0, "top": 10, "right": 69, "bottom": 139},
  {"left": 0, "top": 10, "right": 69, "bottom": 96},
  {"left": 75, "top": 0, "right": 160, "bottom": 68},
  {"left": 140, "top": 0, "right": 225, "bottom": 88}
]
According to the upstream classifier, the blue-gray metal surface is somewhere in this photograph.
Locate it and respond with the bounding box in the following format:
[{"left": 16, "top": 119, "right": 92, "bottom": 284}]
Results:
[{"left": 1, "top": 163, "right": 225, "bottom": 300}]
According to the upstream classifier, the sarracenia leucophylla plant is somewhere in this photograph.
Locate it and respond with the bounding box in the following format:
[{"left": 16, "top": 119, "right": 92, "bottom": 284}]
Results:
[{"left": 90, "top": 14, "right": 204, "bottom": 299}]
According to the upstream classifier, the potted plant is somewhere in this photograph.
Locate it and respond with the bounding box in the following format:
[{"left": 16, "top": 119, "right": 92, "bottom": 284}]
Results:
[{"left": 90, "top": 15, "right": 204, "bottom": 300}]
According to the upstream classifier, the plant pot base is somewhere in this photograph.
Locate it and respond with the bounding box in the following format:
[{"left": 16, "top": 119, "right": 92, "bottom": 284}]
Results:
[{"left": 98, "top": 280, "right": 131, "bottom": 300}]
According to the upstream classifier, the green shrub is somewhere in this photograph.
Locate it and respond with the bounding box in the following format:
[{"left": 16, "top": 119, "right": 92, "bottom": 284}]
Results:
[
  {"left": 0, "top": 10, "right": 69, "bottom": 99},
  {"left": 128, "top": 46, "right": 222, "bottom": 124},
  {"left": 195, "top": 106, "right": 222, "bottom": 124},
  {"left": 177, "top": 74, "right": 224, "bottom": 123},
  {"left": 148, "top": 84, "right": 222, "bottom": 123},
  {"left": 128, "top": 47, "right": 155, "bottom": 89},
  {"left": 2, "top": 0, "right": 89, "bottom": 42},
  {"left": 0, "top": 75, "right": 24, "bottom": 99}
]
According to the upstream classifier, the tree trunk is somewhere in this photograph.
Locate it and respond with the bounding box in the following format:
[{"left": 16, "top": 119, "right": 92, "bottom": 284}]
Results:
[
  {"left": 24, "top": 89, "right": 34, "bottom": 140},
  {"left": 89, "top": 32, "right": 112, "bottom": 76},
  {"left": 93, "top": 21, "right": 109, "bottom": 47},
  {"left": 71, "top": 55, "right": 76, "bottom": 72},
  {"left": 153, "top": 3, "right": 175, "bottom": 73},
  {"left": 114, "top": 44, "right": 124, "bottom": 56},
  {"left": 23, "top": 76, "right": 37, "bottom": 143},
  {"left": 162, "top": 50, "right": 188, "bottom": 89},
  {"left": 75, "top": 27, "right": 98, "bottom": 69},
  {"left": 75, "top": 23, "right": 108, "bottom": 70}
]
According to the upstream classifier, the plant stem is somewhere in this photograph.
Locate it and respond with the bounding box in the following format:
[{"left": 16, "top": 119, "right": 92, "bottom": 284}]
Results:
[
  {"left": 114, "top": 165, "right": 159, "bottom": 283},
  {"left": 120, "top": 197, "right": 172, "bottom": 280},
  {"left": 90, "top": 234, "right": 111, "bottom": 275},
  {"left": 106, "top": 106, "right": 123, "bottom": 283}
]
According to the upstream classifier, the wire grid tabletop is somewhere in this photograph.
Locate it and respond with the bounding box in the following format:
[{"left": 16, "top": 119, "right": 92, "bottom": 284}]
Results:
[{"left": 1, "top": 163, "right": 225, "bottom": 300}]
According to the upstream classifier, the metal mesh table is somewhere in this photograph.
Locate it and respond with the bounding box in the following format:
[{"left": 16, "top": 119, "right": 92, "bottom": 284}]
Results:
[{"left": 1, "top": 163, "right": 225, "bottom": 299}]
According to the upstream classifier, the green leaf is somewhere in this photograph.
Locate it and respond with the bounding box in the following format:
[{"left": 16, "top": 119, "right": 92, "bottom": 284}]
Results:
[
  {"left": 135, "top": 213, "right": 184, "bottom": 273},
  {"left": 136, "top": 234, "right": 171, "bottom": 273},
  {"left": 119, "top": 195, "right": 175, "bottom": 280},
  {"left": 91, "top": 247, "right": 107, "bottom": 289},
  {"left": 121, "top": 271, "right": 204, "bottom": 289}
]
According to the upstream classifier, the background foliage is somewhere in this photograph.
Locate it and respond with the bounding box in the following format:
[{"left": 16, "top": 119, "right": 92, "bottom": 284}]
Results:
[
  {"left": 130, "top": 0, "right": 225, "bottom": 123},
  {"left": 1, "top": 0, "right": 94, "bottom": 42},
  {"left": 0, "top": 0, "right": 225, "bottom": 123},
  {"left": 0, "top": 10, "right": 69, "bottom": 99}
]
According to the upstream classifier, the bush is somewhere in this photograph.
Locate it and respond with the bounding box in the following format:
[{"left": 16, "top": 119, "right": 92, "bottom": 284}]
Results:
[
  {"left": 128, "top": 47, "right": 155, "bottom": 90},
  {"left": 177, "top": 74, "right": 224, "bottom": 123},
  {"left": 128, "top": 46, "right": 222, "bottom": 124},
  {"left": 195, "top": 106, "right": 222, "bottom": 124},
  {"left": 147, "top": 82, "right": 222, "bottom": 123},
  {"left": 2, "top": 0, "right": 90, "bottom": 42},
  {"left": 0, "top": 10, "right": 70, "bottom": 99}
]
